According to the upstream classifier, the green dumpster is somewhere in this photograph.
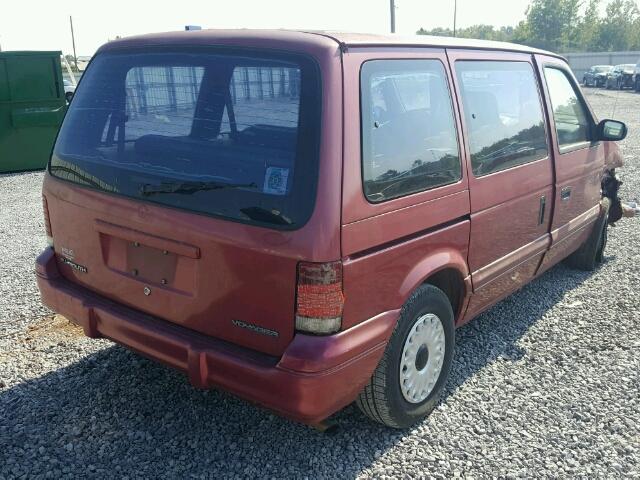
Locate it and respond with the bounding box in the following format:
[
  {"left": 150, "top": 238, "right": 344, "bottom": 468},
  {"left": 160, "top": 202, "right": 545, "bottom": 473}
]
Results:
[{"left": 0, "top": 51, "right": 66, "bottom": 173}]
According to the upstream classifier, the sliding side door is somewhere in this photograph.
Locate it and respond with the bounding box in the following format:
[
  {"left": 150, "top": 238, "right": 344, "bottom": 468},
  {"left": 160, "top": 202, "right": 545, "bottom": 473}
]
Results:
[{"left": 447, "top": 51, "right": 554, "bottom": 322}]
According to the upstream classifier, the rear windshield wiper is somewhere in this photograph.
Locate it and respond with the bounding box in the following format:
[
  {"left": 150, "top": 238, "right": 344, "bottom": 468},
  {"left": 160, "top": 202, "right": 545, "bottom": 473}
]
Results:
[
  {"left": 140, "top": 180, "right": 257, "bottom": 196},
  {"left": 240, "top": 206, "right": 293, "bottom": 225}
]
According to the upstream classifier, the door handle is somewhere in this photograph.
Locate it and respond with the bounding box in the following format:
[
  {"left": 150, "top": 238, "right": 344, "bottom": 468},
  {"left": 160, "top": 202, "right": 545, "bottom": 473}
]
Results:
[
  {"left": 538, "top": 195, "right": 546, "bottom": 225},
  {"left": 561, "top": 186, "right": 572, "bottom": 201}
]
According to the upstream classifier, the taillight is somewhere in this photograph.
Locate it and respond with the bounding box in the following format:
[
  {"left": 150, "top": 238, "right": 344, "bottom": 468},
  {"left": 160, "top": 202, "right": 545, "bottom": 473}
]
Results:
[
  {"left": 42, "top": 195, "right": 53, "bottom": 247},
  {"left": 295, "top": 261, "right": 344, "bottom": 335}
]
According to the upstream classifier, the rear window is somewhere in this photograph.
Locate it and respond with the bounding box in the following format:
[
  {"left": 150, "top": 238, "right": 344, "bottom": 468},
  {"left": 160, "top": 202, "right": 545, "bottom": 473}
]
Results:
[{"left": 50, "top": 48, "right": 321, "bottom": 229}]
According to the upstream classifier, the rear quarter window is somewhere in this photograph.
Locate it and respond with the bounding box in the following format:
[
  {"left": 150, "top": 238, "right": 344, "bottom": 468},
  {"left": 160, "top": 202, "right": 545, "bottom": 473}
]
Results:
[{"left": 360, "top": 59, "right": 462, "bottom": 203}]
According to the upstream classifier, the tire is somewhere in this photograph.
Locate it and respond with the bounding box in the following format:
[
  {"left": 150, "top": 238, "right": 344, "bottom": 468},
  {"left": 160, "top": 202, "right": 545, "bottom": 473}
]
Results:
[
  {"left": 635, "top": 78, "right": 640, "bottom": 93},
  {"left": 595, "top": 215, "right": 608, "bottom": 264},
  {"left": 583, "top": 77, "right": 588, "bottom": 87},
  {"left": 356, "top": 284, "right": 455, "bottom": 428},
  {"left": 65, "top": 92, "right": 74, "bottom": 103},
  {"left": 565, "top": 199, "right": 610, "bottom": 271}
]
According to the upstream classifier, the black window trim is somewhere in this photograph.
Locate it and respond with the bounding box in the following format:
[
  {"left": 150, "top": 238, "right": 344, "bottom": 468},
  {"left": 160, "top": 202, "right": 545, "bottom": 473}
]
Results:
[
  {"left": 359, "top": 57, "right": 463, "bottom": 204},
  {"left": 453, "top": 58, "right": 551, "bottom": 178},
  {"left": 542, "top": 63, "right": 599, "bottom": 155},
  {"left": 47, "top": 45, "right": 323, "bottom": 232}
]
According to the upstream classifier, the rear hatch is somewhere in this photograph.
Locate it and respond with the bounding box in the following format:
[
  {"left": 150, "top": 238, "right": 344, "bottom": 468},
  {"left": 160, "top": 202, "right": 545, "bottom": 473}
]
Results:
[{"left": 45, "top": 46, "right": 324, "bottom": 356}]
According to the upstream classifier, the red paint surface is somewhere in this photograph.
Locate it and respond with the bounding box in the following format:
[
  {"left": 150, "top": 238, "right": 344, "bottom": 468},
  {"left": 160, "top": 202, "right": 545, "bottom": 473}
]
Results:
[
  {"left": 342, "top": 221, "right": 471, "bottom": 329},
  {"left": 37, "top": 248, "right": 397, "bottom": 424}
]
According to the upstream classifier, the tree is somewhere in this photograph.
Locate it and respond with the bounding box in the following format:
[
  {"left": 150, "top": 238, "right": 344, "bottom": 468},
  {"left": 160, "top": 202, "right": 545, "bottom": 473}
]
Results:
[
  {"left": 417, "top": 27, "right": 454, "bottom": 37},
  {"left": 597, "top": 0, "right": 639, "bottom": 51},
  {"left": 576, "top": 0, "right": 602, "bottom": 51},
  {"left": 560, "top": 0, "right": 582, "bottom": 51},
  {"left": 518, "top": 0, "right": 580, "bottom": 51},
  {"left": 631, "top": 16, "right": 640, "bottom": 50},
  {"left": 417, "top": 24, "right": 515, "bottom": 42},
  {"left": 416, "top": 0, "right": 640, "bottom": 52}
]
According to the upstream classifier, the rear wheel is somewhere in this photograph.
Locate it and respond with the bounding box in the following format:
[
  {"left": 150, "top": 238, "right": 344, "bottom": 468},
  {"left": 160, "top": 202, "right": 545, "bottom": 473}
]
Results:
[
  {"left": 565, "top": 199, "right": 610, "bottom": 271},
  {"left": 356, "top": 284, "right": 455, "bottom": 428}
]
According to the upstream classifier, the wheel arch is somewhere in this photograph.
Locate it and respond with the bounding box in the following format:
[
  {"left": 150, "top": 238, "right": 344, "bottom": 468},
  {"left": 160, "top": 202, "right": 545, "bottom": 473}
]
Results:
[{"left": 398, "top": 249, "right": 470, "bottom": 324}]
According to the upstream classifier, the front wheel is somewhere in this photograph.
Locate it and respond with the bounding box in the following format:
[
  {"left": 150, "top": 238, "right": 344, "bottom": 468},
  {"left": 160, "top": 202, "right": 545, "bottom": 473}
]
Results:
[
  {"left": 356, "top": 284, "right": 455, "bottom": 428},
  {"left": 565, "top": 199, "right": 610, "bottom": 271}
]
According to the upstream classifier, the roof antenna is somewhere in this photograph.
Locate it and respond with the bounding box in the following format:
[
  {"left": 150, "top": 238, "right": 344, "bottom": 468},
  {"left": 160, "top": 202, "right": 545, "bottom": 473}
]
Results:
[{"left": 611, "top": 84, "right": 621, "bottom": 119}]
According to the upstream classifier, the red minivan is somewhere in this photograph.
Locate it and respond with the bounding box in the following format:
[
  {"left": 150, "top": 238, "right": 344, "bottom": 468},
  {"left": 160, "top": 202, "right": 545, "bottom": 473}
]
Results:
[{"left": 36, "top": 30, "right": 628, "bottom": 428}]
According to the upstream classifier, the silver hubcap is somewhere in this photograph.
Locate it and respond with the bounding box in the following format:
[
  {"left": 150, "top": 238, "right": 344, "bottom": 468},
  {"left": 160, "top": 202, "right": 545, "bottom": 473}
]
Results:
[{"left": 399, "top": 313, "right": 446, "bottom": 404}]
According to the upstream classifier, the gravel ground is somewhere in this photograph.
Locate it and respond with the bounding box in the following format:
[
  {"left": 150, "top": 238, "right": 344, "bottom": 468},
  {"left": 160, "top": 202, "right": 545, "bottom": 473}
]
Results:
[{"left": 1, "top": 88, "right": 639, "bottom": 479}]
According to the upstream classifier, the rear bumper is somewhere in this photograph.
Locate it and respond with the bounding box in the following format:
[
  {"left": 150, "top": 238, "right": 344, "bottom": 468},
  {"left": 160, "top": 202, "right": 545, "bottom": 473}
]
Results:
[{"left": 35, "top": 248, "right": 397, "bottom": 425}]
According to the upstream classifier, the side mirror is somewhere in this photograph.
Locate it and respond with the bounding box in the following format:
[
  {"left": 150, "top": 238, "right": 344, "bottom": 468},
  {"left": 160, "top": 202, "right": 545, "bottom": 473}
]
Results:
[{"left": 597, "top": 119, "right": 627, "bottom": 141}]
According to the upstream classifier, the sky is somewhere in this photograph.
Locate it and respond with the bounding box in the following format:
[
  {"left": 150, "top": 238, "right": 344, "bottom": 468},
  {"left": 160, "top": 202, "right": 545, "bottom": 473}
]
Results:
[{"left": 0, "top": 0, "right": 599, "bottom": 56}]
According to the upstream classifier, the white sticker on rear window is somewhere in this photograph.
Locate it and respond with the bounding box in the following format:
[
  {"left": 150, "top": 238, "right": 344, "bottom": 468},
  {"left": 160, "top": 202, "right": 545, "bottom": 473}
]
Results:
[{"left": 263, "top": 167, "right": 289, "bottom": 195}]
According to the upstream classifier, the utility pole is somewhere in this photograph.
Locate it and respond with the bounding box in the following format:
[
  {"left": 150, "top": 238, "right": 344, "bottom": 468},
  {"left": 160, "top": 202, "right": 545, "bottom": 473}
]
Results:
[
  {"left": 453, "top": 0, "right": 458, "bottom": 37},
  {"left": 390, "top": 0, "right": 396, "bottom": 33},
  {"left": 69, "top": 16, "right": 78, "bottom": 71}
]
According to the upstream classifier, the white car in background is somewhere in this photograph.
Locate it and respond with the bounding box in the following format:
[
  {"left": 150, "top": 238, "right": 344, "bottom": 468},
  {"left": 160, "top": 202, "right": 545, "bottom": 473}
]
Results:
[
  {"left": 63, "top": 80, "right": 76, "bottom": 103},
  {"left": 76, "top": 56, "right": 92, "bottom": 72}
]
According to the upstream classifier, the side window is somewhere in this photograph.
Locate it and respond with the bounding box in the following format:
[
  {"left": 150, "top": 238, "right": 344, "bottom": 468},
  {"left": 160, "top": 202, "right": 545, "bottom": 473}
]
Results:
[
  {"left": 543, "top": 67, "right": 592, "bottom": 151},
  {"left": 361, "top": 60, "right": 461, "bottom": 203},
  {"left": 455, "top": 61, "right": 548, "bottom": 177}
]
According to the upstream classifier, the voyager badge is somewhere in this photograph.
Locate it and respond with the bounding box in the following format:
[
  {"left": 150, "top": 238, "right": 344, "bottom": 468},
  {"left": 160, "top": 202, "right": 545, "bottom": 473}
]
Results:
[
  {"left": 59, "top": 256, "right": 88, "bottom": 273},
  {"left": 232, "top": 319, "right": 279, "bottom": 337}
]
